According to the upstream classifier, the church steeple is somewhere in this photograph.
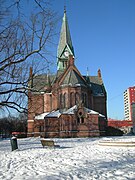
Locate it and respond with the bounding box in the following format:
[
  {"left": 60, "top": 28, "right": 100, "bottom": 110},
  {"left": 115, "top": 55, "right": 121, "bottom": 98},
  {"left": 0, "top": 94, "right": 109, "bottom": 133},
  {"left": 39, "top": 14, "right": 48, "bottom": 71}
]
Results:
[{"left": 57, "top": 8, "right": 74, "bottom": 72}]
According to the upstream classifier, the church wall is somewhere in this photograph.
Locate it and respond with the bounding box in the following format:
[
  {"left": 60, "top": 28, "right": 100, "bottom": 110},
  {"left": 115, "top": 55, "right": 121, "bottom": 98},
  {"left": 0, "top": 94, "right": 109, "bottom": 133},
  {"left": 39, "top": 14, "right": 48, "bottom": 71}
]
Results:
[
  {"left": 33, "top": 113, "right": 101, "bottom": 138},
  {"left": 58, "top": 86, "right": 90, "bottom": 109},
  {"left": 76, "top": 114, "right": 100, "bottom": 137},
  {"left": 44, "top": 118, "right": 60, "bottom": 138},
  {"left": 93, "top": 96, "right": 107, "bottom": 117},
  {"left": 27, "top": 121, "right": 35, "bottom": 137},
  {"left": 28, "top": 92, "right": 44, "bottom": 136},
  {"left": 28, "top": 93, "right": 44, "bottom": 119},
  {"left": 33, "top": 120, "right": 44, "bottom": 137},
  {"left": 98, "top": 117, "right": 108, "bottom": 136},
  {"left": 51, "top": 89, "right": 58, "bottom": 110},
  {"left": 34, "top": 118, "right": 60, "bottom": 138},
  {"left": 87, "top": 89, "right": 93, "bottom": 109},
  {"left": 44, "top": 93, "right": 52, "bottom": 112}
]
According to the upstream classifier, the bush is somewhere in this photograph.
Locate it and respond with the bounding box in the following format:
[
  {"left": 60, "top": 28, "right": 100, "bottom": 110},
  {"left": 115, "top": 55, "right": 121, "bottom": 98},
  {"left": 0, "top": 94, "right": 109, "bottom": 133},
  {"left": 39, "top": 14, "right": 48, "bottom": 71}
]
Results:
[{"left": 106, "top": 126, "right": 124, "bottom": 136}]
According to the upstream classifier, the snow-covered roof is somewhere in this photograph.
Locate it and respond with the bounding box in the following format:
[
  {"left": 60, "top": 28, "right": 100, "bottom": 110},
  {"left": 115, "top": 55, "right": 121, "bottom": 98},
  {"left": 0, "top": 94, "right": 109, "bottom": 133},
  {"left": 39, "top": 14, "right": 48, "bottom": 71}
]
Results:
[
  {"left": 63, "top": 106, "right": 105, "bottom": 117},
  {"left": 35, "top": 106, "right": 105, "bottom": 120},
  {"left": 35, "top": 112, "right": 50, "bottom": 120},
  {"left": 46, "top": 110, "right": 61, "bottom": 118},
  {"left": 99, "top": 113, "right": 105, "bottom": 117},
  {"left": 35, "top": 110, "right": 61, "bottom": 120},
  {"left": 63, "top": 105, "right": 77, "bottom": 114}
]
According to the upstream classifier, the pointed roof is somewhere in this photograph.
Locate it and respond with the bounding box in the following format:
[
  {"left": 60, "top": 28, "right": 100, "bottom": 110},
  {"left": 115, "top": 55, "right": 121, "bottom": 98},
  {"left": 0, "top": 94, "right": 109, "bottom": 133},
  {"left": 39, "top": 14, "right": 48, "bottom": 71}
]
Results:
[
  {"left": 57, "top": 56, "right": 87, "bottom": 87},
  {"left": 57, "top": 9, "right": 74, "bottom": 59},
  {"left": 62, "top": 69, "right": 86, "bottom": 87}
]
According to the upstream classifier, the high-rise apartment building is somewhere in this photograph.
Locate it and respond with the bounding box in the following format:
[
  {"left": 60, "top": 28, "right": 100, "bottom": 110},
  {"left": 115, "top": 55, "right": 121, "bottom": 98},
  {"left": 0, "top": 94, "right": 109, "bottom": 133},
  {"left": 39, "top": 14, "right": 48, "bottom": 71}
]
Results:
[
  {"left": 124, "top": 86, "right": 135, "bottom": 120},
  {"left": 131, "top": 103, "right": 135, "bottom": 134}
]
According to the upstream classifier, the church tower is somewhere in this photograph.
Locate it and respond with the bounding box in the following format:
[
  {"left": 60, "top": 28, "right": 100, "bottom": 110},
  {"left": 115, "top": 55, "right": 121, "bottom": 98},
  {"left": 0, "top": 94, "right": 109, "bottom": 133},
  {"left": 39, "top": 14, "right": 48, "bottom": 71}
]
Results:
[
  {"left": 27, "top": 8, "right": 107, "bottom": 138},
  {"left": 57, "top": 8, "right": 75, "bottom": 72}
]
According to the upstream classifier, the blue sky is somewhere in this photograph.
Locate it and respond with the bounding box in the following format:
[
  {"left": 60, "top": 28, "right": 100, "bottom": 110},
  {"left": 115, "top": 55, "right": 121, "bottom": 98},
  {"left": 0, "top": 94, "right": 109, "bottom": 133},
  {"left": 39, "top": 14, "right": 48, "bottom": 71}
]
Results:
[
  {"left": 1, "top": 0, "right": 134, "bottom": 119},
  {"left": 52, "top": 0, "right": 135, "bottom": 119}
]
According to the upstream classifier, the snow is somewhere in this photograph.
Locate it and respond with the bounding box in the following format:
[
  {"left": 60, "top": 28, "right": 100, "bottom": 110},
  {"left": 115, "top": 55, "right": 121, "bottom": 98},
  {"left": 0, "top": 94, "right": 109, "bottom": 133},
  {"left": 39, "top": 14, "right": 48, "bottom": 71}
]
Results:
[
  {"left": 0, "top": 136, "right": 135, "bottom": 180},
  {"left": 35, "top": 112, "right": 49, "bottom": 120},
  {"left": 11, "top": 137, "right": 17, "bottom": 140},
  {"left": 35, "top": 105, "right": 105, "bottom": 120}
]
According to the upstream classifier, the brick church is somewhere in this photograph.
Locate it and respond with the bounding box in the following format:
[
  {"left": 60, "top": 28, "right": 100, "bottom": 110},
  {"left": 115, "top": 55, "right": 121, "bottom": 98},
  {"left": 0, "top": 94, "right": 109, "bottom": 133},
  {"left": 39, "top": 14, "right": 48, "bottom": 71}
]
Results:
[{"left": 28, "top": 9, "right": 107, "bottom": 138}]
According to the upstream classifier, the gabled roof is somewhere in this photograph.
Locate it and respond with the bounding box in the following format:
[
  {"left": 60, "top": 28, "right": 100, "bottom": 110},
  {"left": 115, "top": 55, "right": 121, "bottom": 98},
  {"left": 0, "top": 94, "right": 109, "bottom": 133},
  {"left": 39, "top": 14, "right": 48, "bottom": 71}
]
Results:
[
  {"left": 61, "top": 69, "right": 87, "bottom": 87},
  {"left": 35, "top": 112, "right": 50, "bottom": 120},
  {"left": 83, "top": 76, "right": 102, "bottom": 85},
  {"left": 46, "top": 110, "right": 61, "bottom": 118},
  {"left": 57, "top": 56, "right": 87, "bottom": 87},
  {"left": 90, "top": 83, "right": 105, "bottom": 96},
  {"left": 83, "top": 76, "right": 106, "bottom": 96},
  {"left": 63, "top": 105, "right": 105, "bottom": 117},
  {"left": 32, "top": 74, "right": 56, "bottom": 92},
  {"left": 30, "top": 71, "right": 106, "bottom": 97}
]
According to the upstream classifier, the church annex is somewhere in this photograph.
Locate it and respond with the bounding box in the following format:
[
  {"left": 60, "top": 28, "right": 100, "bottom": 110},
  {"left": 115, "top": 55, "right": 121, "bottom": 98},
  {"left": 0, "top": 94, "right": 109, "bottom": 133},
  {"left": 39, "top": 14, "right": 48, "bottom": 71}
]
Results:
[{"left": 27, "top": 10, "right": 107, "bottom": 138}]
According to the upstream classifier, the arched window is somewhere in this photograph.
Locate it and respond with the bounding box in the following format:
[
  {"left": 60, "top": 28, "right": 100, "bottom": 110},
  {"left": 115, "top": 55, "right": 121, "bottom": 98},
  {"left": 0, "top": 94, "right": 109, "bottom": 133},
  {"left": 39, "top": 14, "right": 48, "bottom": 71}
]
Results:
[
  {"left": 70, "top": 92, "right": 75, "bottom": 107},
  {"left": 75, "top": 92, "right": 80, "bottom": 105},
  {"left": 39, "top": 126, "right": 44, "bottom": 132},
  {"left": 59, "top": 93, "right": 62, "bottom": 109},
  {"left": 81, "top": 117, "right": 84, "bottom": 123},
  {"left": 81, "top": 93, "right": 87, "bottom": 106},
  {"left": 63, "top": 93, "right": 67, "bottom": 108},
  {"left": 77, "top": 117, "right": 80, "bottom": 123},
  {"left": 77, "top": 111, "right": 85, "bottom": 124},
  {"left": 82, "top": 93, "right": 84, "bottom": 104},
  {"left": 77, "top": 116, "right": 84, "bottom": 124},
  {"left": 84, "top": 93, "right": 87, "bottom": 106}
]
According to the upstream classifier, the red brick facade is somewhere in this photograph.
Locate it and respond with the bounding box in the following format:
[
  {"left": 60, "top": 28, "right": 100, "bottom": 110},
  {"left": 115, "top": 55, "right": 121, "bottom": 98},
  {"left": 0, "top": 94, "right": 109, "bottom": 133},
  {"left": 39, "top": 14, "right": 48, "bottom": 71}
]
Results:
[
  {"left": 31, "top": 107, "right": 106, "bottom": 138},
  {"left": 27, "top": 59, "right": 107, "bottom": 138},
  {"left": 27, "top": 11, "right": 107, "bottom": 138}
]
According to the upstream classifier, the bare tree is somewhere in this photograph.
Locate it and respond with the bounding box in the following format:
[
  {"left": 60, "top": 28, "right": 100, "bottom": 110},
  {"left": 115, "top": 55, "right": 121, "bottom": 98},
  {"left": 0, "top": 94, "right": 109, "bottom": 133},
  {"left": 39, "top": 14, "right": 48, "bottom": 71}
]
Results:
[
  {"left": 0, "top": 113, "right": 27, "bottom": 138},
  {"left": 0, "top": 0, "right": 59, "bottom": 114}
]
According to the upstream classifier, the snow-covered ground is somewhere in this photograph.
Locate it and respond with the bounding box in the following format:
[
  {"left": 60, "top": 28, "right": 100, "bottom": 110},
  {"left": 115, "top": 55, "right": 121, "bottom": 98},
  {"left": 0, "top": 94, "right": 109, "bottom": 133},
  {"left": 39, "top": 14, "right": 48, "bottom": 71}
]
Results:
[{"left": 0, "top": 136, "right": 135, "bottom": 180}]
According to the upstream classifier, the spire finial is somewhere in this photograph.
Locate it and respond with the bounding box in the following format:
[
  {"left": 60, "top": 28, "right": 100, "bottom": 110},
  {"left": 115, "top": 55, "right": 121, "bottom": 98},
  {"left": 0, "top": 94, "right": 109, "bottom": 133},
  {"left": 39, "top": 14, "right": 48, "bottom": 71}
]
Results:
[
  {"left": 98, "top": 69, "right": 101, "bottom": 78},
  {"left": 64, "top": 0, "right": 66, "bottom": 13},
  {"left": 64, "top": 5, "right": 66, "bottom": 13},
  {"left": 87, "top": 67, "right": 89, "bottom": 77},
  {"left": 86, "top": 67, "right": 90, "bottom": 82}
]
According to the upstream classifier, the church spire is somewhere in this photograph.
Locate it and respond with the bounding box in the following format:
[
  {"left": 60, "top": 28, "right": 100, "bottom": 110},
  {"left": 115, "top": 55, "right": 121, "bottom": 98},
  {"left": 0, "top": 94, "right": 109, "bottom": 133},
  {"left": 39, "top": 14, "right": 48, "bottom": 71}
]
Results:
[
  {"left": 64, "top": 5, "right": 66, "bottom": 13},
  {"left": 57, "top": 8, "right": 74, "bottom": 72}
]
